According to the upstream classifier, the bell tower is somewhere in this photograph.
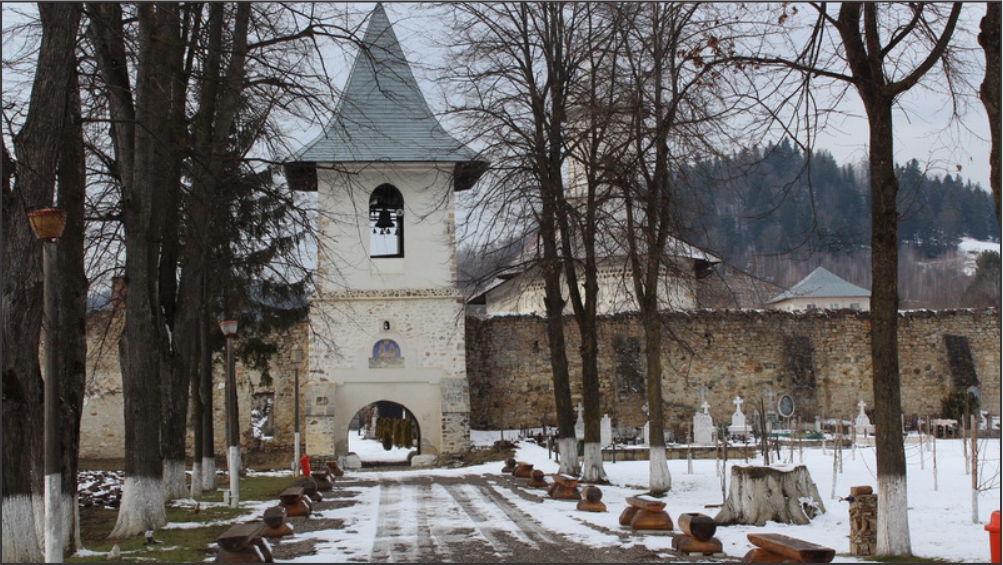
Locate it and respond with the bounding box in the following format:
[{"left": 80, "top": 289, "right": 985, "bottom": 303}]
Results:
[{"left": 285, "top": 4, "right": 486, "bottom": 460}]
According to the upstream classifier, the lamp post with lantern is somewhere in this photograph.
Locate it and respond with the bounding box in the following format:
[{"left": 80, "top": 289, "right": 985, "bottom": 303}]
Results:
[
  {"left": 28, "top": 207, "right": 67, "bottom": 562},
  {"left": 219, "top": 319, "right": 240, "bottom": 507}
]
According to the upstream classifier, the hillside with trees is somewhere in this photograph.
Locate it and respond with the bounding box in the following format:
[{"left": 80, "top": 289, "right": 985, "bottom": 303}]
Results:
[{"left": 682, "top": 140, "right": 1001, "bottom": 308}]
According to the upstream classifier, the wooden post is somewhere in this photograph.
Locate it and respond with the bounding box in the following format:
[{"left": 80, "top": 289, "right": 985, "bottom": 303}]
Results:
[
  {"left": 971, "top": 414, "right": 979, "bottom": 524},
  {"left": 932, "top": 417, "right": 938, "bottom": 491},
  {"left": 919, "top": 421, "right": 925, "bottom": 470},
  {"left": 797, "top": 417, "right": 803, "bottom": 464},
  {"left": 963, "top": 416, "right": 970, "bottom": 475}
]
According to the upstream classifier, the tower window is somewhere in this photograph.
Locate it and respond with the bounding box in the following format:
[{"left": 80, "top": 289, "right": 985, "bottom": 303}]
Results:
[{"left": 370, "top": 184, "right": 404, "bottom": 258}]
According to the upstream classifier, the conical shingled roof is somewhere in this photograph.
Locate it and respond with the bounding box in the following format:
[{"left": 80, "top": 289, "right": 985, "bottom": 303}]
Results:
[
  {"left": 289, "top": 4, "right": 479, "bottom": 168},
  {"left": 767, "top": 267, "right": 870, "bottom": 304}
]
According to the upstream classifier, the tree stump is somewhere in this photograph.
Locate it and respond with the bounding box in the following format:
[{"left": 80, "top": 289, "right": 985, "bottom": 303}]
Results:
[
  {"left": 678, "top": 512, "right": 717, "bottom": 541},
  {"left": 526, "top": 469, "right": 549, "bottom": 488},
  {"left": 548, "top": 474, "right": 581, "bottom": 500},
  {"left": 576, "top": 485, "right": 606, "bottom": 512},
  {"left": 715, "top": 465, "right": 825, "bottom": 527},
  {"left": 621, "top": 495, "right": 673, "bottom": 531},
  {"left": 513, "top": 462, "right": 534, "bottom": 478},
  {"left": 501, "top": 457, "right": 517, "bottom": 473}
]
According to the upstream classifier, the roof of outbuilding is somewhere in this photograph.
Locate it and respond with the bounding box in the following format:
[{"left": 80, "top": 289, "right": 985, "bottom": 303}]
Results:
[
  {"left": 288, "top": 4, "right": 478, "bottom": 165},
  {"left": 767, "top": 267, "right": 870, "bottom": 303}
]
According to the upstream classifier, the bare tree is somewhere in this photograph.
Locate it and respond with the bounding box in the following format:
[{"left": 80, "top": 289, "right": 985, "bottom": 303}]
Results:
[
  {"left": 55, "top": 68, "right": 91, "bottom": 556},
  {"left": 88, "top": 2, "right": 179, "bottom": 538},
  {"left": 445, "top": 2, "right": 584, "bottom": 474},
  {"left": 728, "top": 3, "right": 963, "bottom": 555},
  {"left": 600, "top": 2, "right": 738, "bottom": 495},
  {"left": 2, "top": 3, "right": 82, "bottom": 562},
  {"left": 979, "top": 3, "right": 1000, "bottom": 227}
]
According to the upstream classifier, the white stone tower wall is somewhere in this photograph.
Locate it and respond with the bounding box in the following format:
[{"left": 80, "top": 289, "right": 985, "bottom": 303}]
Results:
[{"left": 306, "top": 163, "right": 470, "bottom": 459}]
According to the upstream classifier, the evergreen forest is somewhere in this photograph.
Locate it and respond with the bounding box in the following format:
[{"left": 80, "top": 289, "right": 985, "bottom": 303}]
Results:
[{"left": 681, "top": 140, "right": 1000, "bottom": 308}]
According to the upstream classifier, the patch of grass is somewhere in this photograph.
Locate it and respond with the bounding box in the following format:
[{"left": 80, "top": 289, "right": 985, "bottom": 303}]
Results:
[{"left": 70, "top": 474, "right": 303, "bottom": 563}]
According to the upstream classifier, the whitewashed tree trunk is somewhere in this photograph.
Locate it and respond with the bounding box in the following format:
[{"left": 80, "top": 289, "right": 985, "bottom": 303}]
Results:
[
  {"left": 557, "top": 437, "right": 580, "bottom": 476},
  {"left": 202, "top": 457, "right": 217, "bottom": 491},
  {"left": 581, "top": 442, "right": 607, "bottom": 483},
  {"left": 876, "top": 474, "right": 911, "bottom": 555},
  {"left": 648, "top": 444, "right": 671, "bottom": 494},
  {"left": 190, "top": 460, "right": 203, "bottom": 498},
  {"left": 715, "top": 465, "right": 825, "bottom": 526},
  {"left": 163, "top": 459, "right": 187, "bottom": 501},
  {"left": 2, "top": 495, "right": 43, "bottom": 562},
  {"left": 111, "top": 477, "right": 167, "bottom": 538}
]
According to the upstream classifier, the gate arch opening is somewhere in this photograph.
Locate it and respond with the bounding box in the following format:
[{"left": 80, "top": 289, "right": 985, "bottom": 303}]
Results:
[{"left": 348, "top": 400, "right": 421, "bottom": 467}]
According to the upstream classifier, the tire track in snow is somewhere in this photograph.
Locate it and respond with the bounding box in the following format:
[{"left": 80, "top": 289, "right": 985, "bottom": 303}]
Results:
[
  {"left": 370, "top": 478, "right": 436, "bottom": 562},
  {"left": 439, "top": 477, "right": 564, "bottom": 555}
]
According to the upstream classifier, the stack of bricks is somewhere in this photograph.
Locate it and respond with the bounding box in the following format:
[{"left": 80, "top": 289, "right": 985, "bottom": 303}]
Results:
[{"left": 848, "top": 485, "right": 877, "bottom": 557}]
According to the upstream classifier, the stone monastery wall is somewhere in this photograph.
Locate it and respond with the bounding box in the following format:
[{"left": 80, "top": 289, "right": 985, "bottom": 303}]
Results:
[
  {"left": 465, "top": 309, "right": 1001, "bottom": 438},
  {"left": 80, "top": 307, "right": 999, "bottom": 459}
]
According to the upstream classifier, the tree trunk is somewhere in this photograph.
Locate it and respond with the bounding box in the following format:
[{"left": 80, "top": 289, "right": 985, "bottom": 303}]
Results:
[
  {"left": 642, "top": 298, "right": 670, "bottom": 495},
  {"left": 714, "top": 465, "right": 826, "bottom": 526},
  {"left": 96, "top": 3, "right": 179, "bottom": 538},
  {"left": 56, "top": 69, "right": 90, "bottom": 556},
  {"left": 864, "top": 93, "right": 912, "bottom": 559},
  {"left": 2, "top": 4, "right": 81, "bottom": 562},
  {"left": 980, "top": 3, "right": 1001, "bottom": 227},
  {"left": 832, "top": 3, "right": 961, "bottom": 555}
]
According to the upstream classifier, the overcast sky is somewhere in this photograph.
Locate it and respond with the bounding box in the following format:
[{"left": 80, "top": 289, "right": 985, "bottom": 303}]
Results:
[{"left": 2, "top": 2, "right": 994, "bottom": 193}]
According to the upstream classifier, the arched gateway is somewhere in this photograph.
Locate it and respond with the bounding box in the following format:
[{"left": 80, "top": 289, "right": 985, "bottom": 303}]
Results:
[{"left": 284, "top": 5, "right": 486, "bottom": 461}]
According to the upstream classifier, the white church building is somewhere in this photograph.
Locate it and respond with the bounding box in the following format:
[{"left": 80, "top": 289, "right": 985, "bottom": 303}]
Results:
[{"left": 284, "top": 5, "right": 486, "bottom": 460}]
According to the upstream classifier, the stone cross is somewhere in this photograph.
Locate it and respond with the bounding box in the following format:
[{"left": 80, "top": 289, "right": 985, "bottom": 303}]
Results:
[
  {"left": 574, "top": 402, "right": 585, "bottom": 440},
  {"left": 733, "top": 396, "right": 744, "bottom": 415},
  {"left": 701, "top": 401, "right": 711, "bottom": 415},
  {"left": 858, "top": 400, "right": 867, "bottom": 416}
]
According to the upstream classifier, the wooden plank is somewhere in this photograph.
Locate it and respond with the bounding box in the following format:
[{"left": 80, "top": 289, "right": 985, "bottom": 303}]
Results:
[
  {"left": 677, "top": 512, "right": 717, "bottom": 541},
  {"left": 747, "top": 533, "right": 835, "bottom": 563},
  {"left": 672, "top": 534, "right": 722, "bottom": 555},
  {"left": 742, "top": 547, "right": 790, "bottom": 563},
  {"left": 626, "top": 495, "right": 666, "bottom": 512},
  {"left": 216, "top": 522, "right": 266, "bottom": 552}
]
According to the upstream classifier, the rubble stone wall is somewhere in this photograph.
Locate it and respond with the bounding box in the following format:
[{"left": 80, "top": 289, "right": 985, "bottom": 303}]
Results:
[
  {"left": 79, "top": 308, "right": 999, "bottom": 458},
  {"left": 465, "top": 309, "right": 1001, "bottom": 438}
]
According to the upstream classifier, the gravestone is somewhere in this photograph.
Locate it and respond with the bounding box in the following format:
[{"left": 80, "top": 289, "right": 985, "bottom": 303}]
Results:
[
  {"left": 728, "top": 396, "right": 749, "bottom": 439},
  {"left": 600, "top": 414, "right": 613, "bottom": 447},
  {"left": 574, "top": 403, "right": 585, "bottom": 440},
  {"left": 855, "top": 401, "right": 874, "bottom": 436},
  {"left": 693, "top": 401, "right": 716, "bottom": 444}
]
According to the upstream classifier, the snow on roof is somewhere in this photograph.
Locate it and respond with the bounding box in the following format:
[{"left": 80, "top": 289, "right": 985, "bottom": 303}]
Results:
[{"left": 768, "top": 267, "right": 870, "bottom": 304}]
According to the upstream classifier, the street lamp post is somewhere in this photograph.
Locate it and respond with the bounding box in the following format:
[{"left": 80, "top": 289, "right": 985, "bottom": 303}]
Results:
[
  {"left": 28, "top": 207, "right": 67, "bottom": 563},
  {"left": 219, "top": 319, "right": 240, "bottom": 508},
  {"left": 292, "top": 348, "right": 303, "bottom": 476}
]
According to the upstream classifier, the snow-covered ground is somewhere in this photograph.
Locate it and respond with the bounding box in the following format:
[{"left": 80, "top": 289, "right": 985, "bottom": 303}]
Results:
[
  {"left": 256, "top": 430, "right": 1000, "bottom": 563},
  {"left": 958, "top": 236, "right": 1001, "bottom": 276}
]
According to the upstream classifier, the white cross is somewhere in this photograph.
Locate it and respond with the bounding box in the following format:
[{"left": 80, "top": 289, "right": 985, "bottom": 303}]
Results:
[
  {"left": 701, "top": 401, "right": 710, "bottom": 414},
  {"left": 733, "top": 396, "right": 744, "bottom": 414},
  {"left": 575, "top": 402, "right": 584, "bottom": 418},
  {"left": 858, "top": 400, "right": 867, "bottom": 414}
]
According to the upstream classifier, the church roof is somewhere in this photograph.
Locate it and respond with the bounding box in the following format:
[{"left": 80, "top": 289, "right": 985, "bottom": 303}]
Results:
[
  {"left": 288, "top": 4, "right": 480, "bottom": 168},
  {"left": 767, "top": 267, "right": 870, "bottom": 304}
]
